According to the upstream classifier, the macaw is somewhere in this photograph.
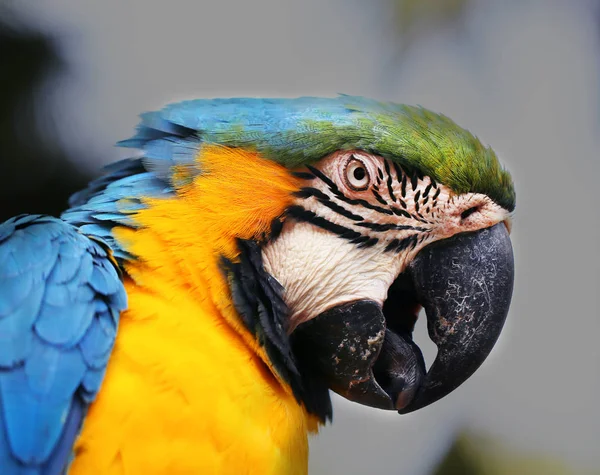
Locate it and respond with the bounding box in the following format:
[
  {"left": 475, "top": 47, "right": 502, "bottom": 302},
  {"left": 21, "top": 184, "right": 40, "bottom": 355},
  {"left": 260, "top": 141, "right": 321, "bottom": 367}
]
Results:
[{"left": 0, "top": 96, "right": 515, "bottom": 474}]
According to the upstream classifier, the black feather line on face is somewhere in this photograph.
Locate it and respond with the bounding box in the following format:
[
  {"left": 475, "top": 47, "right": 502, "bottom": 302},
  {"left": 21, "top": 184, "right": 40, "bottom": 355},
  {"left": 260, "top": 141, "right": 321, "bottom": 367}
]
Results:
[
  {"left": 269, "top": 217, "right": 284, "bottom": 241},
  {"left": 354, "top": 222, "right": 429, "bottom": 232},
  {"left": 294, "top": 188, "right": 364, "bottom": 221},
  {"left": 359, "top": 237, "right": 379, "bottom": 248},
  {"left": 411, "top": 172, "right": 419, "bottom": 191},
  {"left": 306, "top": 165, "right": 394, "bottom": 216},
  {"left": 401, "top": 173, "right": 408, "bottom": 198},
  {"left": 336, "top": 194, "right": 394, "bottom": 216},
  {"left": 384, "top": 234, "right": 420, "bottom": 253},
  {"left": 294, "top": 187, "right": 331, "bottom": 201},
  {"left": 423, "top": 183, "right": 432, "bottom": 199},
  {"left": 391, "top": 206, "right": 411, "bottom": 218},
  {"left": 384, "top": 161, "right": 397, "bottom": 202},
  {"left": 384, "top": 238, "right": 400, "bottom": 253},
  {"left": 399, "top": 234, "right": 419, "bottom": 252},
  {"left": 286, "top": 206, "right": 366, "bottom": 242},
  {"left": 221, "top": 240, "right": 332, "bottom": 422},
  {"left": 371, "top": 189, "right": 388, "bottom": 206}
]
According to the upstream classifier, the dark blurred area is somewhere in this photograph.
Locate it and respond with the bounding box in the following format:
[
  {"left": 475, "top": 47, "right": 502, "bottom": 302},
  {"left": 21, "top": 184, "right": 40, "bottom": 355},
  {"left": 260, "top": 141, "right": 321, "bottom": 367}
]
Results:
[
  {"left": 0, "top": 4, "right": 90, "bottom": 221},
  {"left": 433, "top": 432, "right": 581, "bottom": 475}
]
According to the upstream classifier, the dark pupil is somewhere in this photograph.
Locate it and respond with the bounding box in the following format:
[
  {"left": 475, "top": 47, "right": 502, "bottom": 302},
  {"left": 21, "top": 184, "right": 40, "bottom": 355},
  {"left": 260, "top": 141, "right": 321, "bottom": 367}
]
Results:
[{"left": 353, "top": 167, "right": 366, "bottom": 181}]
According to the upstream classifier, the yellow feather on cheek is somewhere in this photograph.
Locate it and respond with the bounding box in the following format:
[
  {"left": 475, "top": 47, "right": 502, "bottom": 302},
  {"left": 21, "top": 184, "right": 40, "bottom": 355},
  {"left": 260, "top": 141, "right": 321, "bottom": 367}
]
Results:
[{"left": 70, "top": 146, "right": 320, "bottom": 474}]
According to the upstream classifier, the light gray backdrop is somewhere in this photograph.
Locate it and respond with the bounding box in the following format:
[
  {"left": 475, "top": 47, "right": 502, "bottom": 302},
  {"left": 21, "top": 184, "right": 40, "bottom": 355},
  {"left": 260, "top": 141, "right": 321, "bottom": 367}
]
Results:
[{"left": 13, "top": 0, "right": 600, "bottom": 473}]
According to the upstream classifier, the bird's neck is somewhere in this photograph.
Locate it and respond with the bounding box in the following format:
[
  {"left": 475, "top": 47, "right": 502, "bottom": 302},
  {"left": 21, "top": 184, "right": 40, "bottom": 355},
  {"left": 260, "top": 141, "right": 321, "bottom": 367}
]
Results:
[
  {"left": 70, "top": 145, "right": 331, "bottom": 473},
  {"left": 109, "top": 144, "right": 307, "bottom": 393},
  {"left": 71, "top": 220, "right": 320, "bottom": 474}
]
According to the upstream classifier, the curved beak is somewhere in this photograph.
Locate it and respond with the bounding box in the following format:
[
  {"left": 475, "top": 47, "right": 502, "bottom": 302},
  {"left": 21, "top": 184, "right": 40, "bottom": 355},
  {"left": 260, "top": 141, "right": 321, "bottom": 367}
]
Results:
[
  {"left": 400, "top": 222, "right": 514, "bottom": 412},
  {"left": 291, "top": 223, "right": 514, "bottom": 413}
]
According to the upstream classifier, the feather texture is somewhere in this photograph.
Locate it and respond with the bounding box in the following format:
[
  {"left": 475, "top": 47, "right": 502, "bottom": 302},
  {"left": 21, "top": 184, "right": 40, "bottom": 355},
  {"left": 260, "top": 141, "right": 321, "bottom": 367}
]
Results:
[
  {"left": 66, "top": 145, "right": 321, "bottom": 475},
  {"left": 0, "top": 215, "right": 127, "bottom": 474},
  {"left": 120, "top": 95, "right": 515, "bottom": 210},
  {"left": 62, "top": 96, "right": 515, "bottom": 263}
]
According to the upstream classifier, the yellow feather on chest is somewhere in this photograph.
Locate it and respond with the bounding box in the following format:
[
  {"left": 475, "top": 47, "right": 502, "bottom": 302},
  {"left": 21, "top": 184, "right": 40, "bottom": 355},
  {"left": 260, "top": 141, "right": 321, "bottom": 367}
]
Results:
[{"left": 69, "top": 146, "right": 319, "bottom": 474}]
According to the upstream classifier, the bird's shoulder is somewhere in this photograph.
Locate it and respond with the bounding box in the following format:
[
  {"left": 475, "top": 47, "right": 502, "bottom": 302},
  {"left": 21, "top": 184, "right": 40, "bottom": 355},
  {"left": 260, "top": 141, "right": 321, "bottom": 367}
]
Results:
[{"left": 0, "top": 214, "right": 127, "bottom": 473}]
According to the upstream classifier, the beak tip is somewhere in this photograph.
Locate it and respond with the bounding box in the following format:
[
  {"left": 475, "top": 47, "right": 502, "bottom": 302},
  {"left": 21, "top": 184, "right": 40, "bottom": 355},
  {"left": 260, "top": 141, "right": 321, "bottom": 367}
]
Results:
[{"left": 395, "top": 389, "right": 416, "bottom": 411}]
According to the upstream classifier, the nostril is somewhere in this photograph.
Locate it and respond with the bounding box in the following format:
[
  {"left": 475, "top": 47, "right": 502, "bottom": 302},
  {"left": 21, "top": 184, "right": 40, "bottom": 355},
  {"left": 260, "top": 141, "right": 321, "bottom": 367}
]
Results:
[{"left": 460, "top": 206, "right": 479, "bottom": 220}]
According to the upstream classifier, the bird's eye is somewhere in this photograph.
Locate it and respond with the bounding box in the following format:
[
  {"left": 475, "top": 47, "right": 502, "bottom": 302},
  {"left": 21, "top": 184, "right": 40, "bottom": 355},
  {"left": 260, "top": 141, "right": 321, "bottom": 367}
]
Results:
[{"left": 344, "top": 156, "right": 370, "bottom": 191}]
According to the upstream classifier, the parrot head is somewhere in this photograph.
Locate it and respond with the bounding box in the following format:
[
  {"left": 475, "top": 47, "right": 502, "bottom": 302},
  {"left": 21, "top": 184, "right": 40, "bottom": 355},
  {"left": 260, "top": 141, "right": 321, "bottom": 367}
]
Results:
[
  {"left": 276, "top": 149, "right": 514, "bottom": 415},
  {"left": 66, "top": 96, "right": 515, "bottom": 421}
]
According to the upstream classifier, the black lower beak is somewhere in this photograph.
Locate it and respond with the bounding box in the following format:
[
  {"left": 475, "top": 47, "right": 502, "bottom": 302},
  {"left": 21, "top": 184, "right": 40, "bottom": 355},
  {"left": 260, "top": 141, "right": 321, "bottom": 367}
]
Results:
[{"left": 291, "top": 223, "right": 514, "bottom": 413}]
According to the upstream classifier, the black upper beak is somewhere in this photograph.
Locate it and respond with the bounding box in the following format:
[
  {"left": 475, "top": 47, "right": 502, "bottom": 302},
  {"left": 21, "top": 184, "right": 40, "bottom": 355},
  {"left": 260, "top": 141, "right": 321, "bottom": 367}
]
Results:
[
  {"left": 291, "top": 223, "right": 514, "bottom": 413},
  {"left": 400, "top": 222, "right": 514, "bottom": 412}
]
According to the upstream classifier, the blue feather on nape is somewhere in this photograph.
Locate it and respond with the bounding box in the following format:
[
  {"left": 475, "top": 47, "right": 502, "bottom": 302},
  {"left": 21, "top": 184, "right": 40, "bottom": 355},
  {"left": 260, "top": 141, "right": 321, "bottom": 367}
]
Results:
[{"left": 62, "top": 159, "right": 173, "bottom": 261}]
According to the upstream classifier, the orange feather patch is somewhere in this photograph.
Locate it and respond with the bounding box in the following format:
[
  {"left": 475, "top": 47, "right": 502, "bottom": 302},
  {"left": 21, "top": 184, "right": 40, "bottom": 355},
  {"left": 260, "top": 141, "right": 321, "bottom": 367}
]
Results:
[{"left": 70, "top": 146, "right": 320, "bottom": 475}]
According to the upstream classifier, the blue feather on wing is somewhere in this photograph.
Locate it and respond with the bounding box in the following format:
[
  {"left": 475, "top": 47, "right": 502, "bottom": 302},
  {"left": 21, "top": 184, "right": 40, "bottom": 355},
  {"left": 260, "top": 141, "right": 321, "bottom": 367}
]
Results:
[{"left": 0, "top": 215, "right": 127, "bottom": 474}]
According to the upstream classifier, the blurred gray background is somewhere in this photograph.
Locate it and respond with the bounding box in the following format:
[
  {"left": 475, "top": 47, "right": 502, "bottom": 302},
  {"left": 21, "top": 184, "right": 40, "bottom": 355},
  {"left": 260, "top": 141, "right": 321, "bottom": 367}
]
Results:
[{"left": 1, "top": 0, "right": 598, "bottom": 473}]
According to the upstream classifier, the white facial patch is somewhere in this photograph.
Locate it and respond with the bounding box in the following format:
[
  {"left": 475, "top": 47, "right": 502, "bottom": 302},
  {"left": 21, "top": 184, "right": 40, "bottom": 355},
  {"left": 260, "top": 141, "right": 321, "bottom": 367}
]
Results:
[
  {"left": 262, "top": 150, "right": 511, "bottom": 331},
  {"left": 262, "top": 221, "right": 403, "bottom": 331}
]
